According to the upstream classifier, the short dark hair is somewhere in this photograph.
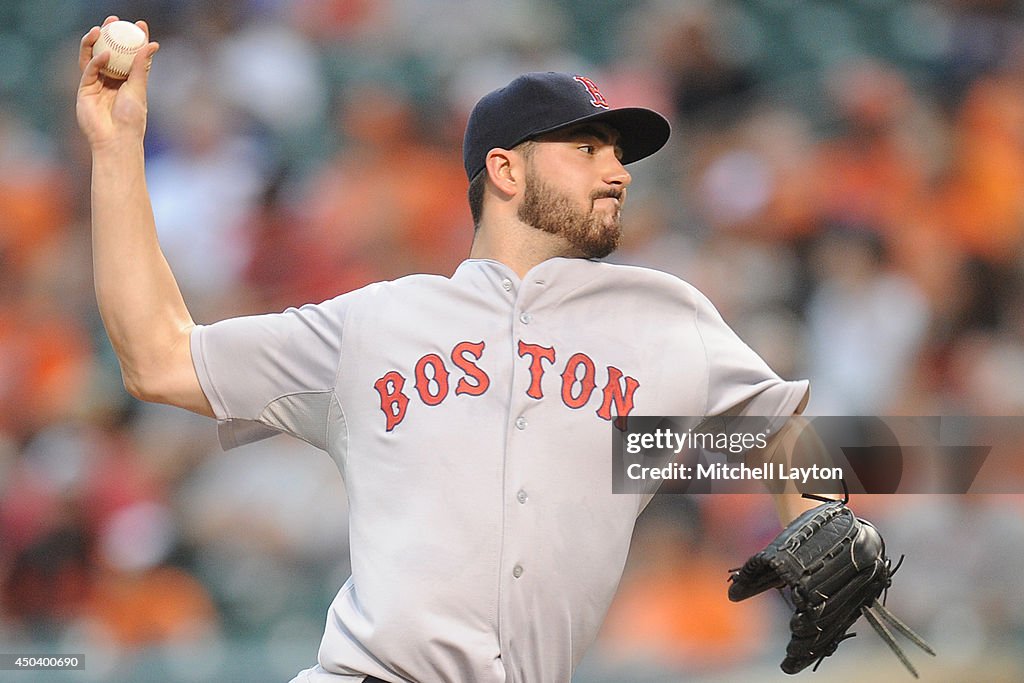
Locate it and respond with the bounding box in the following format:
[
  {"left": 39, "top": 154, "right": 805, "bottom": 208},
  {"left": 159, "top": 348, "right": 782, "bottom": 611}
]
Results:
[
  {"left": 468, "top": 171, "right": 486, "bottom": 228},
  {"left": 466, "top": 141, "right": 535, "bottom": 229}
]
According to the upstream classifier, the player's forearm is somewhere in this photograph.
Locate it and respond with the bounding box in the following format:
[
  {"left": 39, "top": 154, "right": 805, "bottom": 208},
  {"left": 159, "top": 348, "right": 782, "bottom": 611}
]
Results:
[
  {"left": 752, "top": 416, "right": 841, "bottom": 524},
  {"left": 91, "top": 140, "right": 195, "bottom": 400}
]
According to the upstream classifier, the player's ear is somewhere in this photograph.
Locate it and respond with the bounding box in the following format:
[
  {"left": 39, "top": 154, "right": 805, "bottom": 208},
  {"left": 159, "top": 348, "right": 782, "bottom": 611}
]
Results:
[{"left": 484, "top": 148, "right": 520, "bottom": 198}]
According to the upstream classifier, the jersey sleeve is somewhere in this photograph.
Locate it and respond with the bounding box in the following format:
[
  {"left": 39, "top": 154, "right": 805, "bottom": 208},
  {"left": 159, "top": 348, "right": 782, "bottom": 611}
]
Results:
[
  {"left": 190, "top": 295, "right": 352, "bottom": 450},
  {"left": 693, "top": 291, "right": 809, "bottom": 421}
]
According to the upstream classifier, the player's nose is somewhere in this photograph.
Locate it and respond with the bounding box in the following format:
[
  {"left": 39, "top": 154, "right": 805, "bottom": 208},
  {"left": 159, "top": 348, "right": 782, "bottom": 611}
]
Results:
[{"left": 603, "top": 153, "right": 631, "bottom": 188}]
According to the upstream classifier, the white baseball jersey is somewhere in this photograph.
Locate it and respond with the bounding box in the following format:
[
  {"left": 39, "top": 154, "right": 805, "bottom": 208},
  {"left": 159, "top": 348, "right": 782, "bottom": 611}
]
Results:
[{"left": 190, "top": 257, "right": 808, "bottom": 683}]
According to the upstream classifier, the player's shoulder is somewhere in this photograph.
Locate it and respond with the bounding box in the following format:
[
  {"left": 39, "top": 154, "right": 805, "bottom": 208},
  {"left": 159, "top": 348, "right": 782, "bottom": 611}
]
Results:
[
  {"left": 360, "top": 271, "right": 454, "bottom": 296},
  {"left": 585, "top": 259, "right": 713, "bottom": 305},
  {"left": 333, "top": 271, "right": 464, "bottom": 313},
  {"left": 589, "top": 259, "right": 689, "bottom": 286},
  {"left": 280, "top": 274, "right": 447, "bottom": 316}
]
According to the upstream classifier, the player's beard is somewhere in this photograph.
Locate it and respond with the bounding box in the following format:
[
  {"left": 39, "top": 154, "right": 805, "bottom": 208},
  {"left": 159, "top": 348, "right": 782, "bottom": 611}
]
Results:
[{"left": 518, "top": 167, "right": 622, "bottom": 259}]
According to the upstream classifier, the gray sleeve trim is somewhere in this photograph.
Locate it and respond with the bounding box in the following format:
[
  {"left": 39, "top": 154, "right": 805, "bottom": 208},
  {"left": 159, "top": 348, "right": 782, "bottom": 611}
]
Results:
[
  {"left": 217, "top": 419, "right": 282, "bottom": 450},
  {"left": 214, "top": 389, "right": 348, "bottom": 452},
  {"left": 258, "top": 390, "right": 336, "bottom": 451}
]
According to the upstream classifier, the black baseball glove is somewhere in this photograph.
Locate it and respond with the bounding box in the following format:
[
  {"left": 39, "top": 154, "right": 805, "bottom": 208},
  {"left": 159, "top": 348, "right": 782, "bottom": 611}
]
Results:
[{"left": 727, "top": 496, "right": 935, "bottom": 677}]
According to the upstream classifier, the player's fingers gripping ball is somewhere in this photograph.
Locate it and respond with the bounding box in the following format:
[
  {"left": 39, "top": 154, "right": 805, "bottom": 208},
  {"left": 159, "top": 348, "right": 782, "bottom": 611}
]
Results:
[{"left": 94, "top": 20, "right": 147, "bottom": 79}]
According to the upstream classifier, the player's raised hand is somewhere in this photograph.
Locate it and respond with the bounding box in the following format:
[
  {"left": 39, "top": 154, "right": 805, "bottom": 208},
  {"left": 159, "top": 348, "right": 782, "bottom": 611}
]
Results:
[{"left": 77, "top": 16, "right": 159, "bottom": 150}]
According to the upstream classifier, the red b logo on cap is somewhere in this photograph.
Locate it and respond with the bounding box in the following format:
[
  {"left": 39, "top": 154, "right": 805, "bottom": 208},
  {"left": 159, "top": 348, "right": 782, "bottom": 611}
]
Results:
[{"left": 573, "top": 75, "right": 610, "bottom": 109}]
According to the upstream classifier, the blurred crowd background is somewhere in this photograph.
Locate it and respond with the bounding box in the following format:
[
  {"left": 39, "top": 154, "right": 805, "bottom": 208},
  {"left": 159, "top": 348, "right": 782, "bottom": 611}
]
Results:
[{"left": 2, "top": 0, "right": 1024, "bottom": 681}]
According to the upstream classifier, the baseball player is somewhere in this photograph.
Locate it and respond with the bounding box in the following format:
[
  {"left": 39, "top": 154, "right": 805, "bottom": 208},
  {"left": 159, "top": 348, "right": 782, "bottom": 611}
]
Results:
[{"left": 78, "top": 17, "right": 817, "bottom": 683}]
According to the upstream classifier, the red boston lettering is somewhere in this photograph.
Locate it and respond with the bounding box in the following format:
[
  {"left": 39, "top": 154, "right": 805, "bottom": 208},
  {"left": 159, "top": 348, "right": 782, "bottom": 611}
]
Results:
[
  {"left": 560, "top": 353, "right": 597, "bottom": 408},
  {"left": 414, "top": 354, "right": 450, "bottom": 406},
  {"left": 452, "top": 341, "right": 490, "bottom": 396},
  {"left": 597, "top": 365, "right": 640, "bottom": 423},
  {"left": 518, "top": 341, "right": 556, "bottom": 399},
  {"left": 374, "top": 340, "right": 640, "bottom": 432},
  {"left": 374, "top": 371, "right": 410, "bottom": 432}
]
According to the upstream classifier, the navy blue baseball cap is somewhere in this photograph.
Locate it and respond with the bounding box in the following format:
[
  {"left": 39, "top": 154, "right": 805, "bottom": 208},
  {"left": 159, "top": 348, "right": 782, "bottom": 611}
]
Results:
[{"left": 463, "top": 72, "right": 671, "bottom": 181}]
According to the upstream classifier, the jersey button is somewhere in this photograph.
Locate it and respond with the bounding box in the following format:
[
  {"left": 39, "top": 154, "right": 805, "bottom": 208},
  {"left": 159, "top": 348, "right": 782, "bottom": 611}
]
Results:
[
  {"left": 502, "top": 278, "right": 513, "bottom": 292},
  {"left": 517, "top": 490, "right": 528, "bottom": 504},
  {"left": 515, "top": 416, "right": 528, "bottom": 430},
  {"left": 513, "top": 565, "right": 524, "bottom": 578},
  {"left": 519, "top": 312, "right": 532, "bottom": 324}
]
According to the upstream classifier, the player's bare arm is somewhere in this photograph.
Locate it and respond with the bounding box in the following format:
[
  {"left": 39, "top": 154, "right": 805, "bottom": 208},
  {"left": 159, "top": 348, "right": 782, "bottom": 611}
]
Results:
[
  {"left": 755, "top": 412, "right": 845, "bottom": 523},
  {"left": 78, "top": 17, "right": 212, "bottom": 417}
]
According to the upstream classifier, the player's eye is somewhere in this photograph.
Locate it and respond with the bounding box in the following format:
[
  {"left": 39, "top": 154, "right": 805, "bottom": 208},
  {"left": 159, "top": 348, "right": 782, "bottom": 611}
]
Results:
[{"left": 578, "top": 144, "right": 596, "bottom": 154}]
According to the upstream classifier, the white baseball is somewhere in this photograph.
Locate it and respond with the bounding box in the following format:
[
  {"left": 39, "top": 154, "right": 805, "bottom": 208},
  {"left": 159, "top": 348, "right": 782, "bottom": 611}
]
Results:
[{"left": 95, "top": 20, "right": 147, "bottom": 80}]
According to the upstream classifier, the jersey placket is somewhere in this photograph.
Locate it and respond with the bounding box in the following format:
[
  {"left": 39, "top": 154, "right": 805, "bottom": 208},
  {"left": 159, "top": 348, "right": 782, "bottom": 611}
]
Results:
[{"left": 496, "top": 272, "right": 547, "bottom": 681}]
